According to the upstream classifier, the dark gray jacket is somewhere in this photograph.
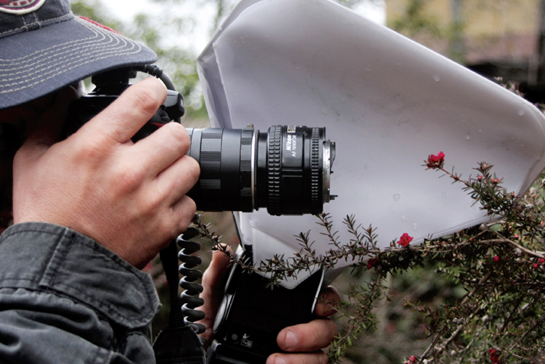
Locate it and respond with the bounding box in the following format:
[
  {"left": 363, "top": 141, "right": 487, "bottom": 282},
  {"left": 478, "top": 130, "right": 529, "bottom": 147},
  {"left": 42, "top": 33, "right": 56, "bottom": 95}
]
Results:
[{"left": 0, "top": 222, "right": 161, "bottom": 363}]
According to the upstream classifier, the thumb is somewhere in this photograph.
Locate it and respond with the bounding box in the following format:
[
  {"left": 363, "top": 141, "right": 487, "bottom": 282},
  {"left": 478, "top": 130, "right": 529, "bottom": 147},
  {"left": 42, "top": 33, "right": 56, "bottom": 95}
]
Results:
[
  {"left": 199, "top": 245, "right": 233, "bottom": 343},
  {"left": 22, "top": 86, "right": 79, "bottom": 156},
  {"left": 201, "top": 245, "right": 233, "bottom": 311},
  {"left": 206, "top": 246, "right": 233, "bottom": 284}
]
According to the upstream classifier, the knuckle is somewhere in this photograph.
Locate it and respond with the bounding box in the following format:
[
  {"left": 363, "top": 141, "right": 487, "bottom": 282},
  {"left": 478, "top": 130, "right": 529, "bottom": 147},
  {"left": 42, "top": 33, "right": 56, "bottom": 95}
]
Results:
[
  {"left": 13, "top": 146, "right": 30, "bottom": 166},
  {"left": 132, "top": 87, "right": 162, "bottom": 116},
  {"left": 75, "top": 136, "right": 108, "bottom": 162},
  {"left": 167, "top": 122, "right": 190, "bottom": 142},
  {"left": 307, "top": 320, "right": 336, "bottom": 348},
  {"left": 166, "top": 196, "right": 197, "bottom": 237},
  {"left": 178, "top": 199, "right": 197, "bottom": 231},
  {"left": 180, "top": 197, "right": 197, "bottom": 223},
  {"left": 139, "top": 193, "right": 162, "bottom": 214},
  {"left": 114, "top": 163, "right": 146, "bottom": 194},
  {"left": 310, "top": 325, "right": 323, "bottom": 346},
  {"left": 185, "top": 156, "right": 201, "bottom": 181},
  {"left": 322, "top": 318, "right": 338, "bottom": 339},
  {"left": 165, "top": 123, "right": 191, "bottom": 154}
]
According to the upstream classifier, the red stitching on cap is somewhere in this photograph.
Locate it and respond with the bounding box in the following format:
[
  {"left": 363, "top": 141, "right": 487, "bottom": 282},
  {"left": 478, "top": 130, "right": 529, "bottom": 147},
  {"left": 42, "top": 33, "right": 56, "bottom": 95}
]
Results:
[{"left": 78, "top": 16, "right": 123, "bottom": 36}]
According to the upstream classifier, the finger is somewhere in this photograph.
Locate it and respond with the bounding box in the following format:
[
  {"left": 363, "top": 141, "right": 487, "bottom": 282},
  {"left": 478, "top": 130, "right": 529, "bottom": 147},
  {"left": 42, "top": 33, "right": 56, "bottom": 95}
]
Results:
[
  {"left": 266, "top": 351, "right": 328, "bottom": 364},
  {"left": 314, "top": 286, "right": 341, "bottom": 317},
  {"left": 202, "top": 245, "right": 233, "bottom": 294},
  {"left": 198, "top": 245, "right": 233, "bottom": 343},
  {"left": 21, "top": 87, "right": 79, "bottom": 155},
  {"left": 132, "top": 122, "right": 193, "bottom": 178},
  {"left": 277, "top": 319, "right": 337, "bottom": 352},
  {"left": 152, "top": 154, "right": 200, "bottom": 207},
  {"left": 170, "top": 195, "right": 198, "bottom": 235},
  {"left": 82, "top": 77, "right": 166, "bottom": 144}
]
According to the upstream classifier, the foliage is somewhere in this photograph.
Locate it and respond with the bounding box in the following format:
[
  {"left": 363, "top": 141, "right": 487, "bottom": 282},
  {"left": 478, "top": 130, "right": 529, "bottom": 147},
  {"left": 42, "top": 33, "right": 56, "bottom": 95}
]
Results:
[
  {"left": 70, "top": 0, "right": 207, "bottom": 119},
  {"left": 387, "top": 0, "right": 539, "bottom": 65},
  {"left": 195, "top": 152, "right": 545, "bottom": 363},
  {"left": 388, "top": 0, "right": 444, "bottom": 38},
  {"left": 70, "top": 0, "right": 375, "bottom": 119}
]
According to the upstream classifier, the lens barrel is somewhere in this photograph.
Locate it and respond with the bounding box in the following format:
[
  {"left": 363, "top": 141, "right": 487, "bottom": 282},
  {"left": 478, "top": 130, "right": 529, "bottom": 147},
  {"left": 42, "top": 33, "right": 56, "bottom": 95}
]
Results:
[{"left": 186, "top": 126, "right": 335, "bottom": 215}]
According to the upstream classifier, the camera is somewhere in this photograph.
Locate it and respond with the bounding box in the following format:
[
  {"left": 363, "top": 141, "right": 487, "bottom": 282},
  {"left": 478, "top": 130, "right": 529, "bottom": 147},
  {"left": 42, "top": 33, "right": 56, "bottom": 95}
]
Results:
[
  {"left": 67, "top": 66, "right": 336, "bottom": 364},
  {"left": 186, "top": 125, "right": 335, "bottom": 215},
  {"left": 206, "top": 246, "right": 325, "bottom": 364},
  {"left": 66, "top": 66, "right": 336, "bottom": 215}
]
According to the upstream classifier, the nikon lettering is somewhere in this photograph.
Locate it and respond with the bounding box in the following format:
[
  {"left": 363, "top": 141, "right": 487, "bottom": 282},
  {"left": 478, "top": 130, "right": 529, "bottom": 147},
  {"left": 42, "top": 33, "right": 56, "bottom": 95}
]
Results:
[{"left": 0, "top": 0, "right": 46, "bottom": 14}]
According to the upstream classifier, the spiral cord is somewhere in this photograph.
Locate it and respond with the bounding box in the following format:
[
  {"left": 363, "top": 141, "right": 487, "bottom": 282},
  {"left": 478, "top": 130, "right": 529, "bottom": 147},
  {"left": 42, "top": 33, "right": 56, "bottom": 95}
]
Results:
[{"left": 177, "top": 227, "right": 206, "bottom": 335}]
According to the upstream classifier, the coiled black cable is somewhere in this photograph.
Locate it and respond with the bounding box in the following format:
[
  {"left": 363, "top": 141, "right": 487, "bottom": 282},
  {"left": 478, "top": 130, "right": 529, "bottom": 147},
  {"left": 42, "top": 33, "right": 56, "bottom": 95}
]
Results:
[{"left": 177, "top": 226, "right": 206, "bottom": 334}]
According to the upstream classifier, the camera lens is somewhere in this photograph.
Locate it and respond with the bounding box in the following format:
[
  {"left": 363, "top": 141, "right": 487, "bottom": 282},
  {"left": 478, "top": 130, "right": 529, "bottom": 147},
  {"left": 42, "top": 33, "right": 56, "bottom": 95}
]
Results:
[{"left": 186, "top": 125, "right": 335, "bottom": 215}]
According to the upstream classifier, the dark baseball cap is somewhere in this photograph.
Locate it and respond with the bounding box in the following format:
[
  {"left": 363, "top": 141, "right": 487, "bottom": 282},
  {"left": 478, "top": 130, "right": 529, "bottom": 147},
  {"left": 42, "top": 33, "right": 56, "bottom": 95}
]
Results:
[{"left": 0, "top": 0, "right": 157, "bottom": 109}]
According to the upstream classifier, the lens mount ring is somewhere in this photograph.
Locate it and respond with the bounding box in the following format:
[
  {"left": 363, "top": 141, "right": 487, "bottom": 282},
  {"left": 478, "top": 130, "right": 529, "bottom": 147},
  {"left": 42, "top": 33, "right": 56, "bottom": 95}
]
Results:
[
  {"left": 322, "top": 140, "right": 334, "bottom": 203},
  {"left": 250, "top": 128, "right": 258, "bottom": 211}
]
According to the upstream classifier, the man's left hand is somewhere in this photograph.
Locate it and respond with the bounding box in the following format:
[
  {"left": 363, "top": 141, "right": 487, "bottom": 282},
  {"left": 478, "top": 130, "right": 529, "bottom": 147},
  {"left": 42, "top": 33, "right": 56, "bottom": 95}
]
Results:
[{"left": 199, "top": 248, "right": 340, "bottom": 364}]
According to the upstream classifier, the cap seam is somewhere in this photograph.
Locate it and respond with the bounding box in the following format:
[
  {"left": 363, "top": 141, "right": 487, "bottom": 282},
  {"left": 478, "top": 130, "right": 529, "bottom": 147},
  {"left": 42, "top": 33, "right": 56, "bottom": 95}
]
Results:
[
  {"left": 0, "top": 19, "right": 121, "bottom": 65},
  {"left": 0, "top": 47, "right": 146, "bottom": 93},
  {"left": 0, "top": 12, "right": 71, "bottom": 37},
  {"left": 0, "top": 29, "right": 139, "bottom": 79},
  {"left": 0, "top": 0, "right": 157, "bottom": 109},
  {"left": 0, "top": 44, "right": 140, "bottom": 81}
]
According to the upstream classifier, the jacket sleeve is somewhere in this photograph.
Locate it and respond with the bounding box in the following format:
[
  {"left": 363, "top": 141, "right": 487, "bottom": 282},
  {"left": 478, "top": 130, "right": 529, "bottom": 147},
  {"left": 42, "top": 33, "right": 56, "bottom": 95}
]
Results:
[{"left": 0, "top": 222, "right": 161, "bottom": 364}]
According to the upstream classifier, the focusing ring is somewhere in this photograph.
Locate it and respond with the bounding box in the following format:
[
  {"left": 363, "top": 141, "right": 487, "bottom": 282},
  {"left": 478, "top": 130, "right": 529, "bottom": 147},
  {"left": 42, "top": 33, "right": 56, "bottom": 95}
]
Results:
[
  {"left": 267, "top": 126, "right": 282, "bottom": 215},
  {"left": 310, "top": 128, "right": 321, "bottom": 213}
]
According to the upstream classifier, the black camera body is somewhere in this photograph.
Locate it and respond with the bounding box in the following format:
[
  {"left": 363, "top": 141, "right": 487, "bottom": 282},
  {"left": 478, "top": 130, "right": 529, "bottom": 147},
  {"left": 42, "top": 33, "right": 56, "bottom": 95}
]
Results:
[
  {"left": 207, "top": 246, "right": 324, "bottom": 363},
  {"left": 67, "top": 67, "right": 336, "bottom": 364}
]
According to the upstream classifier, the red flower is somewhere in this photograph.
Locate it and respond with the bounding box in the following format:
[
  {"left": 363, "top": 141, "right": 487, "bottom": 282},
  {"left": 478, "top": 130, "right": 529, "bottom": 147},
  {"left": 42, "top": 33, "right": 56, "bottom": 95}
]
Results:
[
  {"left": 409, "top": 356, "right": 416, "bottom": 363},
  {"left": 367, "top": 258, "right": 378, "bottom": 269},
  {"left": 489, "top": 348, "right": 500, "bottom": 364},
  {"left": 540, "top": 258, "right": 545, "bottom": 264},
  {"left": 426, "top": 151, "right": 445, "bottom": 168},
  {"left": 397, "top": 233, "right": 413, "bottom": 247}
]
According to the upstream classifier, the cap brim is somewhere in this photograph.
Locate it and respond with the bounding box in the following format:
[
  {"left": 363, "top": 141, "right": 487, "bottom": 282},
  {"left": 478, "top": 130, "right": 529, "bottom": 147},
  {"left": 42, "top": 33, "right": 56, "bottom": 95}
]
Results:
[{"left": 0, "top": 16, "right": 157, "bottom": 109}]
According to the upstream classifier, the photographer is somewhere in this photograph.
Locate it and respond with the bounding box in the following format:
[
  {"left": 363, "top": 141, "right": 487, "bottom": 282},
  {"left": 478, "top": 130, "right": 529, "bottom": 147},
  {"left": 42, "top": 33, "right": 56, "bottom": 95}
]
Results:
[{"left": 0, "top": 1, "right": 338, "bottom": 364}]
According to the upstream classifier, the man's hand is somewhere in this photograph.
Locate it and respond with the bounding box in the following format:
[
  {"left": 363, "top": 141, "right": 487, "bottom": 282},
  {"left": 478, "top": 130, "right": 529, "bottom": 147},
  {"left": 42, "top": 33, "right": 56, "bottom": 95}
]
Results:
[
  {"left": 12, "top": 78, "right": 200, "bottom": 268},
  {"left": 268, "top": 285, "right": 339, "bottom": 364},
  {"left": 200, "top": 248, "right": 340, "bottom": 364}
]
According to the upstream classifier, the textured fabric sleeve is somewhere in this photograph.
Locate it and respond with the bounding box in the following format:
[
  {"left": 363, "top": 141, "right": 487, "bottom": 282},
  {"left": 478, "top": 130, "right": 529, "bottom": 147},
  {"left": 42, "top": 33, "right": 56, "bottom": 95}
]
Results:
[{"left": 0, "top": 222, "right": 161, "bottom": 364}]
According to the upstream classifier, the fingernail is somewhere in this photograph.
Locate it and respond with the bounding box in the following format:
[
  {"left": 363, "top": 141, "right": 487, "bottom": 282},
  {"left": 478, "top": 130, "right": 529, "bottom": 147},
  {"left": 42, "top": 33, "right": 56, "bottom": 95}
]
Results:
[
  {"left": 285, "top": 330, "right": 298, "bottom": 350},
  {"left": 274, "top": 358, "right": 287, "bottom": 364}
]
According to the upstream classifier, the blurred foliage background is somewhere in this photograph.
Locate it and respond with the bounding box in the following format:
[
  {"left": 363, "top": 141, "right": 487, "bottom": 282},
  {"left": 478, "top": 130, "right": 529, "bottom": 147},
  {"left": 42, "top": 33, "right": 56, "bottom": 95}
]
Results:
[{"left": 68, "top": 1, "right": 545, "bottom": 362}]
